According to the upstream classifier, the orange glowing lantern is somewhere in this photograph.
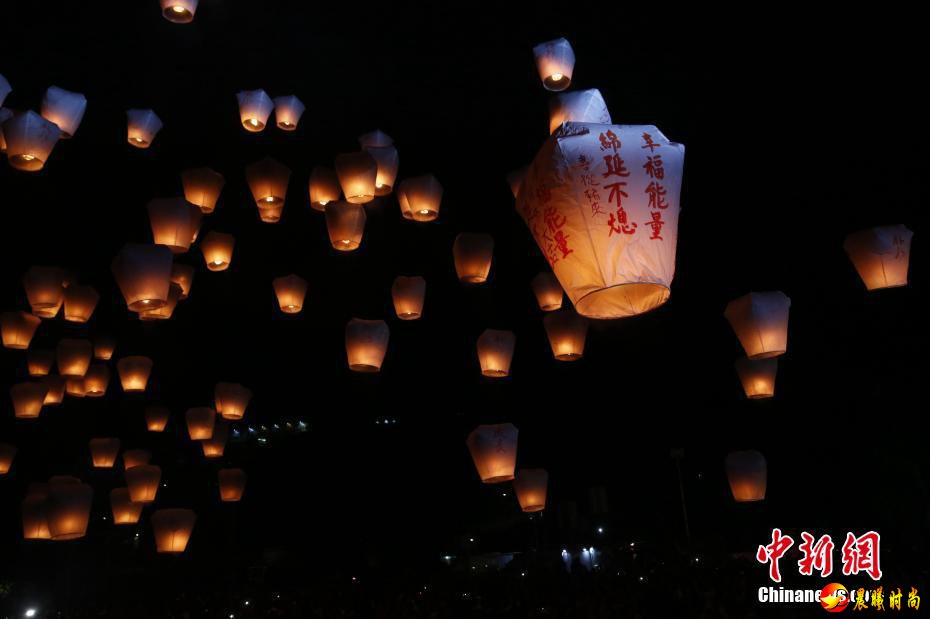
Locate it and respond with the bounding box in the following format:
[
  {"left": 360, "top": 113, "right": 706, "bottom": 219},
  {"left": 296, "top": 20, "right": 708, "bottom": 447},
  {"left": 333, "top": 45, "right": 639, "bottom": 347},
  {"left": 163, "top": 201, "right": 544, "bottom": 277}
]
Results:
[
  {"left": 237, "top": 89, "right": 274, "bottom": 132},
  {"left": 218, "top": 468, "right": 247, "bottom": 502},
  {"left": 171, "top": 263, "right": 194, "bottom": 299},
  {"left": 139, "top": 283, "right": 181, "bottom": 321},
  {"left": 466, "top": 423, "right": 518, "bottom": 483},
  {"left": 57, "top": 339, "right": 92, "bottom": 377},
  {"left": 186, "top": 407, "right": 215, "bottom": 440},
  {"left": 724, "top": 292, "right": 791, "bottom": 360},
  {"left": 358, "top": 131, "right": 398, "bottom": 196},
  {"left": 476, "top": 329, "right": 515, "bottom": 377},
  {"left": 145, "top": 406, "right": 170, "bottom": 432},
  {"left": 345, "top": 319, "right": 389, "bottom": 372},
  {"left": 246, "top": 157, "right": 291, "bottom": 223},
  {"left": 548, "top": 88, "right": 611, "bottom": 134},
  {"left": 543, "top": 310, "right": 587, "bottom": 361},
  {"left": 513, "top": 468, "right": 548, "bottom": 512},
  {"left": 531, "top": 272, "right": 563, "bottom": 311},
  {"left": 27, "top": 349, "right": 54, "bottom": 376},
  {"left": 215, "top": 382, "right": 251, "bottom": 421},
  {"left": 65, "top": 377, "right": 86, "bottom": 398},
  {"left": 1, "top": 311, "right": 41, "bottom": 349},
  {"left": 201, "top": 422, "right": 229, "bottom": 458},
  {"left": 42, "top": 376, "right": 65, "bottom": 405},
  {"left": 148, "top": 198, "right": 198, "bottom": 253},
  {"left": 533, "top": 38, "right": 575, "bottom": 91},
  {"left": 272, "top": 95, "right": 304, "bottom": 130},
  {"left": 152, "top": 508, "right": 196, "bottom": 553},
  {"left": 391, "top": 276, "right": 426, "bottom": 320},
  {"left": 62, "top": 284, "right": 99, "bottom": 323},
  {"left": 272, "top": 274, "right": 307, "bottom": 313},
  {"left": 47, "top": 478, "right": 93, "bottom": 540},
  {"left": 2, "top": 110, "right": 61, "bottom": 171},
  {"left": 110, "top": 488, "right": 143, "bottom": 525},
  {"left": 117, "top": 355, "right": 153, "bottom": 392},
  {"left": 94, "top": 336, "right": 116, "bottom": 360},
  {"left": 123, "top": 449, "right": 152, "bottom": 470},
  {"left": 453, "top": 233, "right": 494, "bottom": 284},
  {"left": 734, "top": 357, "right": 777, "bottom": 399},
  {"left": 181, "top": 167, "right": 225, "bottom": 213},
  {"left": 325, "top": 201, "right": 366, "bottom": 251},
  {"left": 22, "top": 483, "right": 52, "bottom": 540},
  {"left": 402, "top": 174, "right": 442, "bottom": 222},
  {"left": 89, "top": 438, "right": 121, "bottom": 468},
  {"left": 308, "top": 166, "right": 341, "bottom": 211},
  {"left": 0, "top": 442, "right": 16, "bottom": 474},
  {"left": 126, "top": 109, "right": 162, "bottom": 148},
  {"left": 200, "top": 231, "right": 235, "bottom": 271},
  {"left": 40, "top": 86, "right": 87, "bottom": 138},
  {"left": 726, "top": 450, "right": 767, "bottom": 502},
  {"left": 125, "top": 464, "right": 161, "bottom": 503},
  {"left": 506, "top": 166, "right": 528, "bottom": 199},
  {"left": 161, "top": 0, "right": 198, "bottom": 23},
  {"left": 844, "top": 225, "right": 913, "bottom": 290},
  {"left": 112, "top": 243, "right": 174, "bottom": 312},
  {"left": 335, "top": 151, "right": 377, "bottom": 204},
  {"left": 83, "top": 363, "right": 110, "bottom": 396},
  {"left": 23, "top": 266, "right": 65, "bottom": 318}
]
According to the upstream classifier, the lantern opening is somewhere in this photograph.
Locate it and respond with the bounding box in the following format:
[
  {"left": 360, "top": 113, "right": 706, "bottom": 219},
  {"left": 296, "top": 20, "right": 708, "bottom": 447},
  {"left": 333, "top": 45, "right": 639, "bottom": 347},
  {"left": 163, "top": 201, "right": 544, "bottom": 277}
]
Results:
[{"left": 575, "top": 282, "right": 670, "bottom": 319}]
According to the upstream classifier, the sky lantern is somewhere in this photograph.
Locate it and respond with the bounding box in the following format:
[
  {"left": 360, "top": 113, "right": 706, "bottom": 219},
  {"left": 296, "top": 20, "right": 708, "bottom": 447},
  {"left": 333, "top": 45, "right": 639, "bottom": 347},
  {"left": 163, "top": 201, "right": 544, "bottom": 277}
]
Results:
[
  {"left": 477, "top": 329, "right": 516, "bottom": 377},
  {"left": 272, "top": 95, "right": 305, "bottom": 130},
  {"left": 533, "top": 38, "right": 575, "bottom": 91},
  {"left": 186, "top": 407, "right": 216, "bottom": 440},
  {"left": 396, "top": 183, "right": 413, "bottom": 220},
  {"left": 513, "top": 468, "right": 549, "bottom": 512},
  {"left": 345, "top": 319, "right": 389, "bottom": 372},
  {"left": 27, "top": 349, "right": 54, "bottom": 376},
  {"left": 215, "top": 382, "right": 251, "bottom": 420},
  {"left": 110, "top": 488, "right": 143, "bottom": 525},
  {"left": 23, "top": 266, "right": 64, "bottom": 318},
  {"left": 171, "top": 263, "right": 195, "bottom": 300},
  {"left": 726, "top": 450, "right": 767, "bottom": 502},
  {"left": 89, "top": 438, "right": 121, "bottom": 468},
  {"left": 200, "top": 231, "right": 235, "bottom": 271},
  {"left": 531, "top": 272, "right": 563, "bottom": 311},
  {"left": 65, "top": 377, "right": 86, "bottom": 398},
  {"left": 112, "top": 243, "right": 174, "bottom": 311},
  {"left": 843, "top": 225, "right": 913, "bottom": 290},
  {"left": 42, "top": 376, "right": 66, "bottom": 405},
  {"left": 40, "top": 86, "right": 87, "bottom": 138},
  {"left": 117, "top": 355, "right": 153, "bottom": 392},
  {"left": 466, "top": 423, "right": 518, "bottom": 483},
  {"left": 181, "top": 167, "right": 224, "bottom": 213},
  {"left": 1, "top": 311, "right": 41, "bottom": 349},
  {"left": 453, "top": 233, "right": 494, "bottom": 284},
  {"left": 402, "top": 174, "right": 442, "bottom": 221},
  {"left": 148, "top": 198, "right": 198, "bottom": 252},
  {"left": 201, "top": 422, "right": 229, "bottom": 458},
  {"left": 364, "top": 146, "right": 399, "bottom": 196},
  {"left": 308, "top": 166, "right": 341, "bottom": 211},
  {"left": 734, "top": 357, "right": 777, "bottom": 399},
  {"left": 94, "top": 336, "right": 116, "bottom": 361},
  {"left": 2, "top": 110, "right": 61, "bottom": 171},
  {"left": 47, "top": 479, "right": 93, "bottom": 540},
  {"left": 218, "top": 468, "right": 247, "bottom": 502},
  {"left": 272, "top": 274, "right": 308, "bottom": 313},
  {"left": 724, "top": 291, "right": 791, "bottom": 359},
  {"left": 0, "top": 443, "right": 16, "bottom": 475},
  {"left": 139, "top": 283, "right": 181, "bottom": 321},
  {"left": 246, "top": 157, "right": 291, "bottom": 223},
  {"left": 517, "top": 125, "right": 684, "bottom": 319},
  {"left": 145, "top": 406, "right": 170, "bottom": 432},
  {"left": 63, "top": 284, "right": 99, "bottom": 323},
  {"left": 547, "top": 88, "right": 611, "bottom": 134},
  {"left": 335, "top": 151, "right": 378, "bottom": 204},
  {"left": 237, "top": 89, "right": 274, "bottom": 131},
  {"left": 391, "top": 276, "right": 426, "bottom": 320},
  {"left": 57, "top": 338, "right": 92, "bottom": 377},
  {"left": 152, "top": 508, "right": 196, "bottom": 553},
  {"left": 126, "top": 109, "right": 162, "bottom": 148},
  {"left": 507, "top": 166, "right": 528, "bottom": 199},
  {"left": 123, "top": 449, "right": 152, "bottom": 470},
  {"left": 325, "top": 201, "right": 366, "bottom": 251},
  {"left": 22, "top": 487, "right": 52, "bottom": 540},
  {"left": 161, "top": 0, "right": 198, "bottom": 23},
  {"left": 83, "top": 363, "right": 111, "bottom": 396},
  {"left": 125, "top": 464, "right": 161, "bottom": 503},
  {"left": 358, "top": 128, "right": 394, "bottom": 149},
  {"left": 543, "top": 310, "right": 587, "bottom": 361}
]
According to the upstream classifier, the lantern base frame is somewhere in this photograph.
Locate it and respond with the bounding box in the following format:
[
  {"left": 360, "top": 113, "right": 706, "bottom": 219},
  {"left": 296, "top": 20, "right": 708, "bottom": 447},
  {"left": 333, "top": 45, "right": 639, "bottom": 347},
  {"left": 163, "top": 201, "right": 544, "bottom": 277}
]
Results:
[
  {"left": 349, "top": 363, "right": 381, "bottom": 373},
  {"left": 8, "top": 154, "right": 46, "bottom": 172},
  {"left": 481, "top": 475, "right": 515, "bottom": 484},
  {"left": 574, "top": 282, "right": 670, "bottom": 319},
  {"left": 543, "top": 75, "right": 572, "bottom": 91},
  {"left": 553, "top": 353, "right": 583, "bottom": 362}
]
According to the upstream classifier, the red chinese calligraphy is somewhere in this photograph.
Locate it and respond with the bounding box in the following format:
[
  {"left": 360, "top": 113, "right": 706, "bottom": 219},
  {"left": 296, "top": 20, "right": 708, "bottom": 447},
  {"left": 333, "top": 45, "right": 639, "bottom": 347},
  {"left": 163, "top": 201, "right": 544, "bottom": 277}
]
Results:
[
  {"left": 543, "top": 206, "right": 573, "bottom": 260},
  {"left": 599, "top": 130, "right": 620, "bottom": 152},
  {"left": 797, "top": 532, "right": 834, "bottom": 577},
  {"left": 841, "top": 531, "right": 882, "bottom": 581},
  {"left": 645, "top": 211, "right": 665, "bottom": 240},
  {"left": 757, "top": 528, "right": 795, "bottom": 583},
  {"left": 641, "top": 132, "right": 659, "bottom": 152},
  {"left": 644, "top": 155, "right": 665, "bottom": 180},
  {"left": 645, "top": 181, "right": 669, "bottom": 210},
  {"left": 603, "top": 153, "right": 630, "bottom": 178}
]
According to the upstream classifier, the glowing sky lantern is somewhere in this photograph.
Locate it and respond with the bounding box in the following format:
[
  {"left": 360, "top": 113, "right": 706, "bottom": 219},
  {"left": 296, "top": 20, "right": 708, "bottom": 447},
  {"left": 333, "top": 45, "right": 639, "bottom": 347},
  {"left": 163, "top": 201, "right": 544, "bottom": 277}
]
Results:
[
  {"left": 63, "top": 285, "right": 99, "bottom": 323},
  {"left": 83, "top": 363, "right": 110, "bottom": 396},
  {"left": 726, "top": 450, "right": 767, "bottom": 502},
  {"left": 359, "top": 131, "right": 398, "bottom": 196},
  {"left": 201, "top": 422, "right": 229, "bottom": 458},
  {"left": 40, "top": 86, "right": 87, "bottom": 139},
  {"left": 93, "top": 336, "right": 116, "bottom": 360},
  {"left": 513, "top": 468, "right": 549, "bottom": 512},
  {"left": 402, "top": 174, "right": 442, "bottom": 222},
  {"left": 126, "top": 109, "right": 162, "bottom": 148},
  {"left": 531, "top": 271, "right": 563, "bottom": 311},
  {"left": 123, "top": 449, "right": 152, "bottom": 470},
  {"left": 22, "top": 483, "right": 52, "bottom": 540},
  {"left": 42, "top": 376, "right": 66, "bottom": 405},
  {"left": 171, "top": 263, "right": 194, "bottom": 299},
  {"left": 335, "top": 151, "right": 378, "bottom": 204},
  {"left": 0, "top": 442, "right": 16, "bottom": 475},
  {"left": 200, "top": 231, "right": 235, "bottom": 271},
  {"left": 391, "top": 276, "right": 426, "bottom": 320},
  {"left": 125, "top": 464, "right": 161, "bottom": 503},
  {"left": 111, "top": 243, "right": 174, "bottom": 311},
  {"left": 1, "top": 311, "right": 41, "bottom": 349},
  {"left": 215, "top": 382, "right": 251, "bottom": 420},
  {"left": 47, "top": 478, "right": 93, "bottom": 540},
  {"left": 110, "top": 488, "right": 143, "bottom": 525},
  {"left": 161, "top": 0, "right": 198, "bottom": 23},
  {"left": 272, "top": 95, "right": 305, "bottom": 130},
  {"left": 547, "top": 89, "right": 611, "bottom": 135},
  {"left": 186, "top": 407, "right": 216, "bottom": 440},
  {"left": 453, "top": 233, "right": 494, "bottom": 284},
  {"left": 345, "top": 319, "right": 390, "bottom": 372},
  {"left": 246, "top": 157, "right": 291, "bottom": 223},
  {"left": 145, "top": 406, "right": 170, "bottom": 432},
  {"left": 2, "top": 110, "right": 61, "bottom": 171},
  {"left": 151, "top": 508, "right": 196, "bottom": 553},
  {"left": 218, "top": 468, "right": 247, "bottom": 502},
  {"left": 27, "top": 349, "right": 54, "bottom": 376},
  {"left": 148, "top": 198, "right": 199, "bottom": 252},
  {"left": 466, "top": 423, "right": 518, "bottom": 483},
  {"left": 89, "top": 438, "right": 121, "bottom": 468},
  {"left": 139, "top": 283, "right": 181, "bottom": 321},
  {"left": 476, "top": 329, "right": 516, "bottom": 378},
  {"left": 11, "top": 383, "right": 47, "bottom": 419},
  {"left": 533, "top": 38, "right": 575, "bottom": 91},
  {"left": 844, "top": 225, "right": 914, "bottom": 290},
  {"left": 724, "top": 291, "right": 791, "bottom": 359},
  {"left": 117, "top": 355, "right": 153, "bottom": 392},
  {"left": 272, "top": 274, "right": 308, "bottom": 313},
  {"left": 23, "top": 266, "right": 65, "bottom": 318},
  {"left": 308, "top": 166, "right": 341, "bottom": 211},
  {"left": 57, "top": 339, "right": 92, "bottom": 377},
  {"left": 236, "top": 89, "right": 274, "bottom": 132},
  {"left": 181, "top": 167, "right": 225, "bottom": 214},
  {"left": 325, "top": 201, "right": 366, "bottom": 251},
  {"left": 516, "top": 124, "right": 684, "bottom": 319},
  {"left": 543, "top": 310, "right": 587, "bottom": 361},
  {"left": 734, "top": 357, "right": 777, "bottom": 399}
]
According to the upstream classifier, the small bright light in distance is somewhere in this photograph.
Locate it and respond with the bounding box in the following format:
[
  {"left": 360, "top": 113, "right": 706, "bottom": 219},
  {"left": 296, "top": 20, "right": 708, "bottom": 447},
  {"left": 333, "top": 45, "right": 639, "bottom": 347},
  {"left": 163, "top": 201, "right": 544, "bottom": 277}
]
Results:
[
  {"left": 25, "top": 610, "right": 37, "bottom": 618},
  {"left": 597, "top": 527, "right": 604, "bottom": 534}
]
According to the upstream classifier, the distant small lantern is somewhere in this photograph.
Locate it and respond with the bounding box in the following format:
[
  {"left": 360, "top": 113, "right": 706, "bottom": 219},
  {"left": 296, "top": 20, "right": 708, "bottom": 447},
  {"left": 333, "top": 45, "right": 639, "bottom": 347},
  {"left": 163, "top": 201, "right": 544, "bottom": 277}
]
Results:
[
  {"left": 145, "top": 406, "right": 170, "bottom": 432},
  {"left": 272, "top": 274, "right": 307, "bottom": 313},
  {"left": 181, "top": 167, "right": 225, "bottom": 213},
  {"left": 125, "top": 464, "right": 161, "bottom": 503},
  {"left": 218, "top": 468, "right": 247, "bottom": 502},
  {"left": 506, "top": 166, "right": 528, "bottom": 199},
  {"left": 83, "top": 363, "right": 110, "bottom": 396},
  {"left": 171, "top": 263, "right": 195, "bottom": 299},
  {"left": 123, "top": 449, "right": 152, "bottom": 470},
  {"left": 47, "top": 479, "right": 93, "bottom": 540},
  {"left": 531, "top": 272, "right": 563, "bottom": 311},
  {"left": 334, "top": 151, "right": 378, "bottom": 204},
  {"left": 89, "top": 438, "right": 121, "bottom": 468},
  {"left": 358, "top": 129, "right": 394, "bottom": 149},
  {"left": 23, "top": 266, "right": 65, "bottom": 318},
  {"left": 513, "top": 468, "right": 549, "bottom": 512},
  {"left": 345, "top": 319, "right": 390, "bottom": 372},
  {"left": 533, "top": 38, "right": 575, "bottom": 91},
  {"left": 1, "top": 311, "right": 41, "bottom": 349},
  {"left": 42, "top": 376, "right": 66, "bottom": 405},
  {"left": 161, "top": 0, "right": 198, "bottom": 23},
  {"left": 201, "top": 422, "right": 229, "bottom": 458},
  {"left": 476, "top": 329, "right": 516, "bottom": 377},
  {"left": 126, "top": 109, "right": 162, "bottom": 148},
  {"left": 112, "top": 243, "right": 174, "bottom": 311},
  {"left": 148, "top": 198, "right": 198, "bottom": 253},
  {"left": 844, "top": 225, "right": 914, "bottom": 290},
  {"left": 200, "top": 231, "right": 235, "bottom": 271},
  {"left": 57, "top": 339, "right": 92, "bottom": 377},
  {"left": 117, "top": 355, "right": 153, "bottom": 392},
  {"left": 466, "top": 423, "right": 518, "bottom": 483},
  {"left": 246, "top": 157, "right": 291, "bottom": 223},
  {"left": 63, "top": 285, "right": 99, "bottom": 323},
  {"left": 724, "top": 292, "right": 791, "bottom": 360},
  {"left": 139, "top": 283, "right": 181, "bottom": 321},
  {"left": 236, "top": 89, "right": 274, "bottom": 132},
  {"left": 186, "top": 407, "right": 216, "bottom": 440},
  {"left": 726, "top": 450, "right": 767, "bottom": 502},
  {"left": 215, "top": 382, "right": 251, "bottom": 420},
  {"left": 94, "top": 336, "right": 116, "bottom": 360},
  {"left": 272, "top": 95, "right": 305, "bottom": 130},
  {"left": 548, "top": 89, "right": 611, "bottom": 134},
  {"left": 152, "top": 508, "right": 196, "bottom": 553},
  {"left": 391, "top": 276, "right": 426, "bottom": 320},
  {"left": 0, "top": 443, "right": 16, "bottom": 474},
  {"left": 401, "top": 174, "right": 442, "bottom": 221},
  {"left": 2, "top": 110, "right": 61, "bottom": 171},
  {"left": 543, "top": 310, "right": 587, "bottom": 361},
  {"left": 325, "top": 201, "right": 366, "bottom": 251},
  {"left": 27, "top": 349, "right": 54, "bottom": 376},
  {"left": 65, "top": 377, "right": 86, "bottom": 398},
  {"left": 110, "top": 488, "right": 143, "bottom": 525},
  {"left": 308, "top": 166, "right": 341, "bottom": 211},
  {"left": 734, "top": 357, "right": 777, "bottom": 399},
  {"left": 363, "top": 144, "right": 399, "bottom": 196},
  {"left": 453, "top": 233, "right": 494, "bottom": 284},
  {"left": 40, "top": 86, "right": 87, "bottom": 138}
]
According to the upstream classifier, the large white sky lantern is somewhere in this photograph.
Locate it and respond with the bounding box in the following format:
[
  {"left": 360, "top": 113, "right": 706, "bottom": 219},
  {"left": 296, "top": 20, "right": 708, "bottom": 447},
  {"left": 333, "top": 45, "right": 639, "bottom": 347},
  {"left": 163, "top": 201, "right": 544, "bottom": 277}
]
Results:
[
  {"left": 548, "top": 89, "right": 611, "bottom": 135},
  {"left": 3, "top": 111, "right": 61, "bottom": 172},
  {"left": 533, "top": 38, "right": 575, "bottom": 92},
  {"left": 272, "top": 95, "right": 305, "bottom": 131},
  {"left": 126, "top": 109, "right": 162, "bottom": 148},
  {"left": 41, "top": 86, "right": 87, "bottom": 139},
  {"left": 843, "top": 225, "right": 913, "bottom": 290},
  {"left": 237, "top": 90, "right": 274, "bottom": 132},
  {"left": 516, "top": 124, "right": 685, "bottom": 319},
  {"left": 724, "top": 291, "right": 791, "bottom": 359}
]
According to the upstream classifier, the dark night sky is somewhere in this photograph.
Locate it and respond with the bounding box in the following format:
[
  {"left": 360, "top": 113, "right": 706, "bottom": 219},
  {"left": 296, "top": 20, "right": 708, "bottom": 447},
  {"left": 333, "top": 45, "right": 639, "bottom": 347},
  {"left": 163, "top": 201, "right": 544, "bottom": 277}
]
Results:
[{"left": 1, "top": 1, "right": 928, "bottom": 611}]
